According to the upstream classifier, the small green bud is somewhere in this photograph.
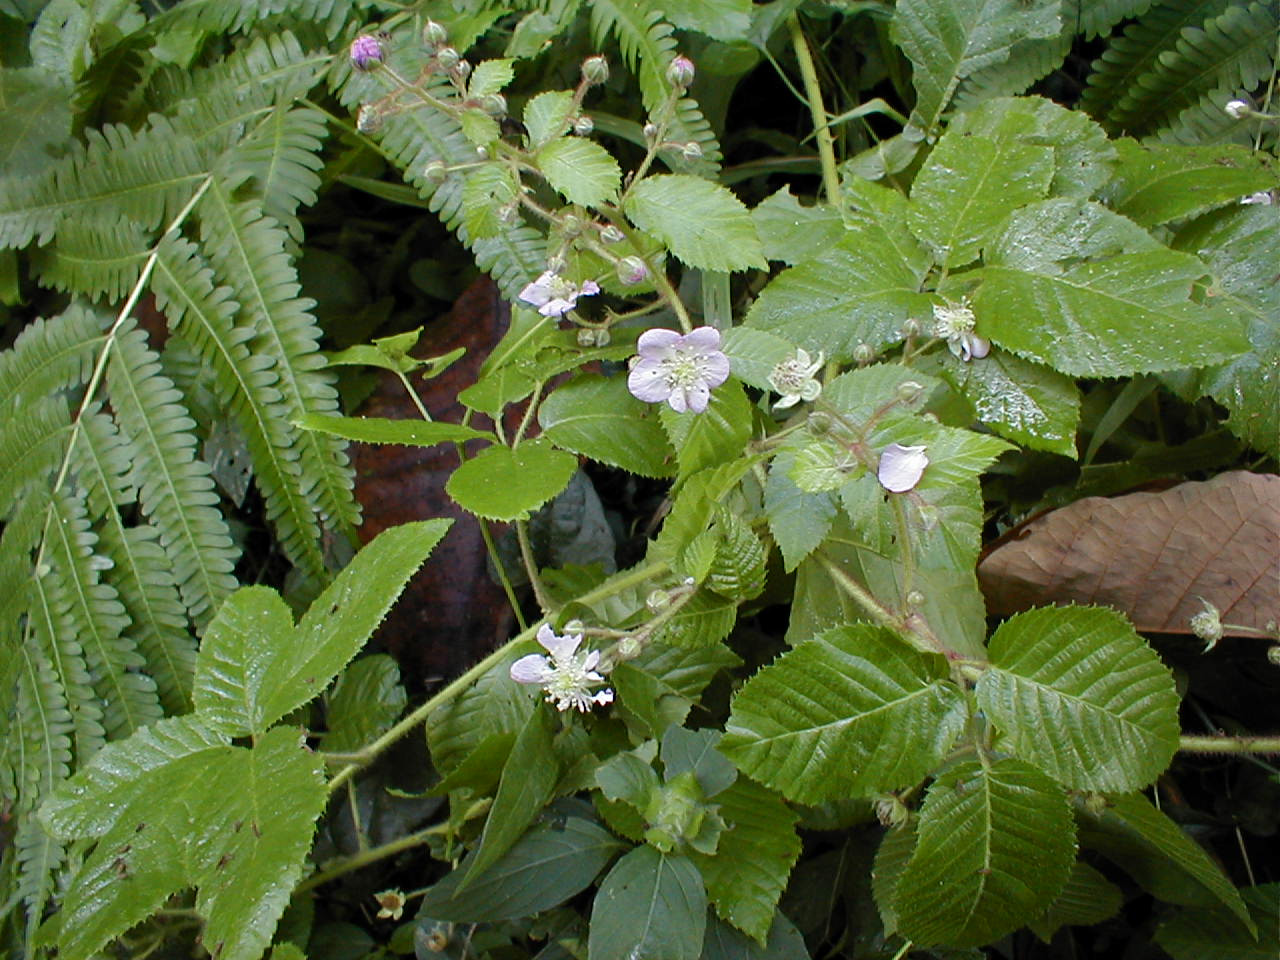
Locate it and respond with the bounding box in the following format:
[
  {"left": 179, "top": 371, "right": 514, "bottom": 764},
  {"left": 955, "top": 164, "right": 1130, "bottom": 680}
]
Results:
[
  {"left": 1268, "top": 645, "right": 1280, "bottom": 666},
  {"left": 571, "top": 114, "right": 594, "bottom": 136},
  {"left": 853, "top": 343, "right": 875, "bottom": 365},
  {"left": 435, "top": 46, "right": 460, "bottom": 70},
  {"left": 646, "top": 588, "right": 671, "bottom": 612},
  {"left": 581, "top": 55, "right": 610, "bottom": 86},
  {"left": 616, "top": 635, "right": 642, "bottom": 660},
  {"left": 617, "top": 256, "right": 649, "bottom": 286},
  {"left": 681, "top": 141, "right": 703, "bottom": 161},
  {"left": 875, "top": 796, "right": 909, "bottom": 828},
  {"left": 561, "top": 214, "right": 584, "bottom": 238},
  {"left": 423, "top": 161, "right": 448, "bottom": 183},
  {"left": 905, "top": 590, "right": 925, "bottom": 608},
  {"left": 562, "top": 619, "right": 585, "bottom": 635},
  {"left": 896, "top": 380, "right": 925, "bottom": 404},
  {"left": 901, "top": 318, "right": 922, "bottom": 338},
  {"left": 600, "top": 224, "right": 626, "bottom": 244},
  {"left": 422, "top": 19, "right": 449, "bottom": 50},
  {"left": 807, "top": 411, "right": 834, "bottom": 435},
  {"left": 356, "top": 104, "right": 382, "bottom": 134},
  {"left": 666, "top": 55, "right": 695, "bottom": 89},
  {"left": 577, "top": 327, "right": 611, "bottom": 348},
  {"left": 480, "top": 93, "right": 507, "bottom": 116},
  {"left": 450, "top": 59, "right": 471, "bottom": 82},
  {"left": 642, "top": 122, "right": 660, "bottom": 141},
  {"left": 1190, "top": 598, "right": 1224, "bottom": 651}
]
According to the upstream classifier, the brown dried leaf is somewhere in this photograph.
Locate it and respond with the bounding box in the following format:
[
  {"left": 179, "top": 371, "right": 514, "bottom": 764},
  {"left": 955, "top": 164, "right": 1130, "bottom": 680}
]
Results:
[{"left": 979, "top": 472, "right": 1279, "bottom": 635}]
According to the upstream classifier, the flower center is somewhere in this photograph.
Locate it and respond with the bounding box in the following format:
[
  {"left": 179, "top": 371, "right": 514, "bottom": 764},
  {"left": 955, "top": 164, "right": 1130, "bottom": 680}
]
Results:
[
  {"left": 665, "top": 351, "right": 710, "bottom": 388},
  {"left": 933, "top": 303, "right": 976, "bottom": 338}
]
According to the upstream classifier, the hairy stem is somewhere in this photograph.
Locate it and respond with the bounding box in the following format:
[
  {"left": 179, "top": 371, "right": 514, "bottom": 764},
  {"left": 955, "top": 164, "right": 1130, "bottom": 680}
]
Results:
[
  {"left": 788, "top": 14, "right": 841, "bottom": 205},
  {"left": 1178, "top": 735, "right": 1280, "bottom": 755}
]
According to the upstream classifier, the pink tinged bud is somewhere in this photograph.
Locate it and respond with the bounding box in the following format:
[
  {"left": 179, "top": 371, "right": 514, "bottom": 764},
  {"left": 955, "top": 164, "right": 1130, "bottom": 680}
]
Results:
[
  {"left": 617, "top": 256, "right": 648, "bottom": 285},
  {"left": 877, "top": 443, "right": 929, "bottom": 493},
  {"left": 350, "top": 34, "right": 385, "bottom": 71},
  {"left": 666, "top": 55, "right": 695, "bottom": 88}
]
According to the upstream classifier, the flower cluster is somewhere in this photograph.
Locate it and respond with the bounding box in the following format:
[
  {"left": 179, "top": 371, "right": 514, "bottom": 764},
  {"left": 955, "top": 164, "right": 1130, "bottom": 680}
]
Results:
[
  {"left": 768, "top": 349, "right": 824, "bottom": 410},
  {"left": 932, "top": 300, "right": 990, "bottom": 362},
  {"left": 518, "top": 270, "right": 601, "bottom": 317},
  {"left": 627, "top": 326, "right": 731, "bottom": 414},
  {"left": 510, "top": 624, "right": 614, "bottom": 713}
]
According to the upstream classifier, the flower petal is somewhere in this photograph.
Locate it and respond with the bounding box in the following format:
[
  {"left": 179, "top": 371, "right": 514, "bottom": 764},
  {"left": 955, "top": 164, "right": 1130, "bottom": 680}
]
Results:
[
  {"left": 628, "top": 362, "right": 673, "bottom": 403},
  {"left": 591, "top": 689, "right": 615, "bottom": 707},
  {"left": 683, "top": 381, "right": 711, "bottom": 413},
  {"left": 701, "top": 351, "right": 731, "bottom": 387},
  {"left": 637, "top": 327, "right": 682, "bottom": 356},
  {"left": 539, "top": 297, "right": 576, "bottom": 317},
  {"left": 682, "top": 326, "right": 722, "bottom": 351},
  {"left": 510, "top": 654, "right": 553, "bottom": 684},
  {"left": 519, "top": 281, "right": 551, "bottom": 307},
  {"left": 536, "top": 623, "right": 582, "bottom": 661},
  {"left": 667, "top": 386, "right": 689, "bottom": 413},
  {"left": 967, "top": 334, "right": 990, "bottom": 360},
  {"left": 877, "top": 443, "right": 929, "bottom": 493},
  {"left": 579, "top": 280, "right": 601, "bottom": 296}
]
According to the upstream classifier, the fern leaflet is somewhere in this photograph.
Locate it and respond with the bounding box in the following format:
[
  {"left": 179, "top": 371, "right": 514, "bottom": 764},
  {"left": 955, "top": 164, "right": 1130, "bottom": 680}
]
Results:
[
  {"left": 223, "top": 104, "right": 329, "bottom": 240},
  {"left": 0, "top": 304, "right": 105, "bottom": 414},
  {"left": 29, "top": 214, "right": 151, "bottom": 302}
]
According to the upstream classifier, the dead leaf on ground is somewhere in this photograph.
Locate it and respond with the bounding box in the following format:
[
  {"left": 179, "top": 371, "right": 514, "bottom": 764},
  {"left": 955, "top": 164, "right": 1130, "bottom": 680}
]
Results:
[{"left": 979, "top": 471, "right": 1279, "bottom": 636}]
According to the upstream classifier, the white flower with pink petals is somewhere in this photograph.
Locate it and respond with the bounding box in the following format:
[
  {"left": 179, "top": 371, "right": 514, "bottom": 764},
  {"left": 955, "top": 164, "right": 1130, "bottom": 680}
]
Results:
[
  {"left": 510, "top": 624, "right": 614, "bottom": 713},
  {"left": 518, "top": 271, "right": 601, "bottom": 317},
  {"left": 877, "top": 443, "right": 929, "bottom": 493},
  {"left": 626, "top": 326, "right": 731, "bottom": 414}
]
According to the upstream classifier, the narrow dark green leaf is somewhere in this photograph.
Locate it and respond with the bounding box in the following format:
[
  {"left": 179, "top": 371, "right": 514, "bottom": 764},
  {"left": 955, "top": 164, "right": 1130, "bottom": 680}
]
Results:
[
  {"left": 296, "top": 414, "right": 493, "bottom": 446},
  {"left": 1155, "top": 883, "right": 1279, "bottom": 959}
]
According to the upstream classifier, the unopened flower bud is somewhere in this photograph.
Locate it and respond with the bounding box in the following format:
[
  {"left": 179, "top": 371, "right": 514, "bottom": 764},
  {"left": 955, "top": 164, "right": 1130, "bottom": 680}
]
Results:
[
  {"left": 642, "top": 122, "right": 660, "bottom": 141},
  {"left": 666, "top": 55, "right": 695, "bottom": 89},
  {"left": 901, "top": 318, "right": 922, "bottom": 338},
  {"left": 581, "top": 55, "right": 610, "bottom": 86},
  {"left": 896, "top": 380, "right": 925, "bottom": 404},
  {"left": 616, "top": 635, "right": 642, "bottom": 660},
  {"left": 600, "top": 224, "right": 626, "bottom": 244},
  {"left": 1268, "top": 645, "right": 1280, "bottom": 666},
  {"left": 1224, "top": 99, "right": 1251, "bottom": 120},
  {"left": 906, "top": 590, "right": 925, "bottom": 608},
  {"left": 350, "top": 34, "right": 385, "bottom": 71},
  {"left": 561, "top": 214, "right": 583, "bottom": 238},
  {"left": 435, "top": 46, "right": 460, "bottom": 70},
  {"left": 422, "top": 19, "right": 449, "bottom": 50},
  {"left": 450, "top": 59, "right": 472, "bottom": 82},
  {"left": 423, "top": 161, "right": 448, "bottom": 183},
  {"left": 875, "top": 796, "right": 908, "bottom": 828},
  {"left": 646, "top": 588, "right": 672, "bottom": 613},
  {"left": 681, "top": 141, "right": 703, "bottom": 161},
  {"left": 356, "top": 104, "right": 382, "bottom": 134},
  {"left": 571, "top": 114, "right": 594, "bottom": 136},
  {"left": 617, "top": 256, "right": 649, "bottom": 285},
  {"left": 480, "top": 93, "right": 507, "bottom": 116},
  {"left": 853, "top": 343, "right": 875, "bottom": 365},
  {"left": 1082, "top": 793, "right": 1108, "bottom": 818}
]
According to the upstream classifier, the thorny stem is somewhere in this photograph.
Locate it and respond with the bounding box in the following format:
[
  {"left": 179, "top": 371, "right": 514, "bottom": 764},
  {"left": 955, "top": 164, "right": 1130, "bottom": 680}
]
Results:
[
  {"left": 516, "top": 518, "right": 552, "bottom": 615},
  {"left": 788, "top": 14, "right": 841, "bottom": 206},
  {"left": 1178, "top": 735, "right": 1280, "bottom": 755},
  {"left": 324, "top": 560, "right": 669, "bottom": 794}
]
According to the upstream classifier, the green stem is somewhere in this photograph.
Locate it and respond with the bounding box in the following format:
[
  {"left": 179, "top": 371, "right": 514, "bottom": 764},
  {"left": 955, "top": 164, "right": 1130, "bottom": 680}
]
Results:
[
  {"left": 788, "top": 14, "right": 841, "bottom": 206},
  {"left": 817, "top": 553, "right": 946, "bottom": 657},
  {"left": 1178, "top": 735, "right": 1280, "bottom": 755},
  {"left": 516, "top": 519, "right": 551, "bottom": 615},
  {"left": 296, "top": 826, "right": 439, "bottom": 893},
  {"left": 324, "top": 560, "right": 669, "bottom": 794}
]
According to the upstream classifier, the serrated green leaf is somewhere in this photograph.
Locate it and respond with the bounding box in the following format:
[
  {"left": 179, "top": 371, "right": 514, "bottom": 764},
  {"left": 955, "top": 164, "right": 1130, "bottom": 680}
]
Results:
[
  {"left": 320, "top": 655, "right": 406, "bottom": 753},
  {"left": 721, "top": 624, "right": 967, "bottom": 804},
  {"left": 950, "top": 96, "right": 1117, "bottom": 200},
  {"left": 654, "top": 459, "right": 754, "bottom": 566},
  {"left": 691, "top": 774, "right": 801, "bottom": 943},
  {"left": 194, "top": 521, "right": 451, "bottom": 735},
  {"left": 461, "top": 163, "right": 520, "bottom": 240},
  {"left": 750, "top": 188, "right": 844, "bottom": 265},
  {"left": 891, "top": 0, "right": 1062, "bottom": 131},
  {"left": 536, "top": 136, "right": 622, "bottom": 208},
  {"left": 460, "top": 109, "right": 500, "bottom": 147},
  {"left": 789, "top": 437, "right": 861, "bottom": 493},
  {"left": 977, "top": 606, "right": 1180, "bottom": 792},
  {"left": 589, "top": 846, "right": 707, "bottom": 960},
  {"left": 701, "top": 910, "right": 810, "bottom": 959},
  {"left": 931, "top": 348, "right": 1080, "bottom": 457},
  {"left": 598, "top": 749, "right": 662, "bottom": 812},
  {"left": 764, "top": 445, "right": 837, "bottom": 572},
  {"left": 523, "top": 90, "right": 577, "bottom": 147},
  {"left": 706, "top": 512, "right": 766, "bottom": 601},
  {"left": 1101, "top": 139, "right": 1277, "bottom": 228},
  {"left": 612, "top": 644, "right": 741, "bottom": 739},
  {"left": 745, "top": 212, "right": 932, "bottom": 363},
  {"left": 420, "top": 816, "right": 625, "bottom": 922},
  {"left": 296, "top": 414, "right": 494, "bottom": 446},
  {"left": 872, "top": 821, "right": 918, "bottom": 937},
  {"left": 895, "top": 758, "right": 1075, "bottom": 948},
  {"left": 1027, "top": 861, "right": 1123, "bottom": 943},
  {"left": 624, "top": 174, "right": 765, "bottom": 272},
  {"left": 446, "top": 439, "right": 577, "bottom": 521},
  {"left": 660, "top": 0, "right": 752, "bottom": 41},
  {"left": 654, "top": 589, "right": 738, "bottom": 649},
  {"left": 661, "top": 727, "right": 736, "bottom": 798},
  {"left": 977, "top": 200, "right": 1250, "bottom": 377},
  {"left": 426, "top": 657, "right": 537, "bottom": 776},
  {"left": 468, "top": 58, "right": 514, "bottom": 97},
  {"left": 661, "top": 379, "right": 753, "bottom": 479},
  {"left": 462, "top": 706, "right": 561, "bottom": 886},
  {"left": 1173, "top": 204, "right": 1279, "bottom": 456},
  {"left": 720, "top": 327, "right": 797, "bottom": 392},
  {"left": 907, "top": 129, "right": 1054, "bottom": 269},
  {"left": 1076, "top": 791, "right": 1253, "bottom": 932},
  {"left": 1154, "top": 883, "right": 1279, "bottom": 960},
  {"left": 539, "top": 374, "right": 676, "bottom": 478}
]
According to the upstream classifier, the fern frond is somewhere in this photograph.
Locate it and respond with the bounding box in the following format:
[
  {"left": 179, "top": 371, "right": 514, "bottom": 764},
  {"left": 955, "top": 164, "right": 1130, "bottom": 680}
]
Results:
[
  {"left": 1080, "top": 0, "right": 1234, "bottom": 128},
  {"left": 75, "top": 409, "right": 196, "bottom": 714},
  {"left": 1125, "top": 1, "right": 1279, "bottom": 134},
  {"left": 0, "top": 116, "right": 211, "bottom": 250},
  {"left": 197, "top": 182, "right": 359, "bottom": 545},
  {"left": 12, "top": 816, "right": 63, "bottom": 947},
  {"left": 0, "top": 303, "right": 104, "bottom": 413},
  {"left": 106, "top": 320, "right": 240, "bottom": 625},
  {"left": 151, "top": 235, "right": 328, "bottom": 577},
  {"left": 1079, "top": 0, "right": 1160, "bottom": 38},
  {"left": 588, "top": 0, "right": 723, "bottom": 172},
  {"left": 952, "top": 31, "right": 1072, "bottom": 113},
  {"left": 44, "top": 488, "right": 163, "bottom": 739},
  {"left": 0, "top": 398, "right": 73, "bottom": 518},
  {"left": 146, "top": 0, "right": 362, "bottom": 41},
  {"left": 72, "top": 33, "right": 152, "bottom": 129},
  {"left": 223, "top": 104, "right": 329, "bottom": 240},
  {"left": 1154, "top": 83, "right": 1265, "bottom": 142},
  {"left": 29, "top": 214, "right": 151, "bottom": 302}
]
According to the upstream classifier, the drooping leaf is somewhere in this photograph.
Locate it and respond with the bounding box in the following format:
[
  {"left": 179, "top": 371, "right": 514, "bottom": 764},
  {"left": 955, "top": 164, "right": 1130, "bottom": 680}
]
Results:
[
  {"left": 539, "top": 374, "right": 677, "bottom": 478},
  {"left": 623, "top": 174, "right": 765, "bottom": 273},
  {"left": 419, "top": 815, "right": 625, "bottom": 922},
  {"left": 976, "top": 198, "right": 1250, "bottom": 376},
  {"left": 1154, "top": 883, "right": 1280, "bottom": 959},
  {"left": 447, "top": 439, "right": 578, "bottom": 521},
  {"left": 588, "top": 845, "right": 707, "bottom": 960},
  {"left": 721, "top": 624, "right": 967, "bottom": 805},
  {"left": 894, "top": 758, "right": 1075, "bottom": 948},
  {"left": 978, "top": 472, "right": 1278, "bottom": 636},
  {"left": 425, "top": 658, "right": 538, "bottom": 775}
]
